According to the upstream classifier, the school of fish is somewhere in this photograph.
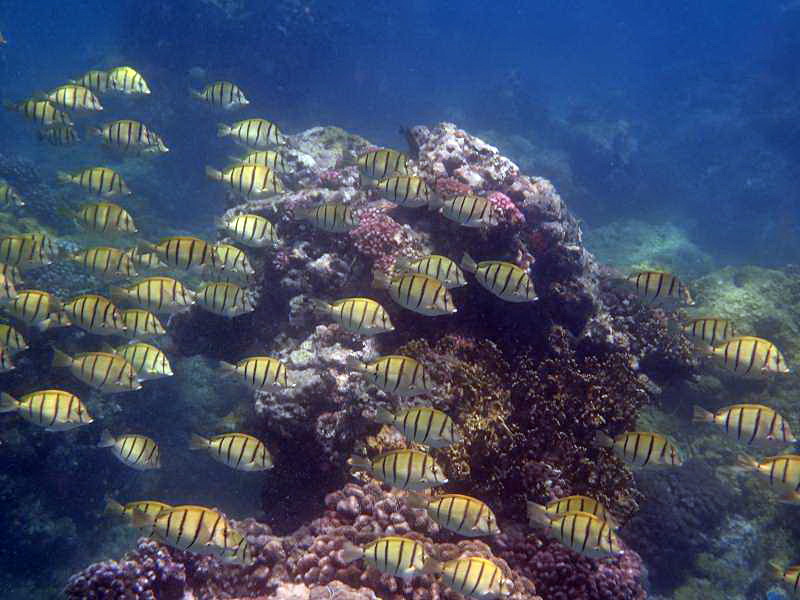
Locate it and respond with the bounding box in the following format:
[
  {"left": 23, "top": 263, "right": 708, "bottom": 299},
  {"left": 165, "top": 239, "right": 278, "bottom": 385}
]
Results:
[{"left": 0, "top": 54, "right": 797, "bottom": 598}]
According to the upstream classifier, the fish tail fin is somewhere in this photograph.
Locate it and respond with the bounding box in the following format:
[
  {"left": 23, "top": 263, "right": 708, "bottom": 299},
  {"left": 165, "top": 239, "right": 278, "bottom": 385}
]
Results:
[
  {"left": 460, "top": 252, "right": 478, "bottom": 274},
  {"left": 393, "top": 256, "right": 412, "bottom": 273},
  {"left": 51, "top": 347, "right": 73, "bottom": 368},
  {"left": 216, "top": 123, "right": 232, "bottom": 137},
  {"left": 189, "top": 88, "right": 202, "bottom": 99},
  {"left": 308, "top": 297, "right": 331, "bottom": 314},
  {"left": 137, "top": 239, "right": 157, "bottom": 254},
  {"left": 526, "top": 501, "right": 552, "bottom": 528},
  {"left": 347, "top": 455, "right": 371, "bottom": 473},
  {"left": 0, "top": 392, "right": 19, "bottom": 413},
  {"left": 371, "top": 268, "right": 391, "bottom": 290},
  {"left": 205, "top": 166, "right": 223, "bottom": 181},
  {"left": 735, "top": 453, "right": 759, "bottom": 471},
  {"left": 421, "top": 557, "right": 442, "bottom": 575},
  {"left": 405, "top": 492, "right": 429, "bottom": 510},
  {"left": 130, "top": 508, "right": 156, "bottom": 530},
  {"left": 189, "top": 433, "right": 210, "bottom": 450},
  {"left": 340, "top": 541, "right": 363, "bottom": 564},
  {"left": 218, "top": 361, "right": 237, "bottom": 376},
  {"left": 593, "top": 431, "right": 615, "bottom": 448},
  {"left": 372, "top": 407, "right": 396, "bottom": 426},
  {"left": 86, "top": 126, "right": 103, "bottom": 138},
  {"left": 97, "top": 429, "right": 116, "bottom": 448},
  {"left": 56, "top": 171, "right": 73, "bottom": 184},
  {"left": 105, "top": 498, "right": 126, "bottom": 516},
  {"left": 692, "top": 405, "right": 715, "bottom": 424},
  {"left": 769, "top": 560, "right": 787, "bottom": 579},
  {"left": 779, "top": 490, "right": 800, "bottom": 504},
  {"left": 110, "top": 287, "right": 128, "bottom": 303},
  {"left": 3, "top": 101, "right": 18, "bottom": 112},
  {"left": 345, "top": 355, "right": 365, "bottom": 372}
]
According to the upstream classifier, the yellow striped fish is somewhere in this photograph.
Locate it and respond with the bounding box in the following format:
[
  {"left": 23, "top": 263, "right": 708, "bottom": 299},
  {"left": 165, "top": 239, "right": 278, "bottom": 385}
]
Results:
[
  {"left": 112, "top": 277, "right": 196, "bottom": 313},
  {"left": 625, "top": 270, "right": 693, "bottom": 306},
  {"left": 310, "top": 297, "right": 394, "bottom": 335},
  {"left": 89, "top": 119, "right": 168, "bottom": 153},
  {"left": 143, "top": 236, "right": 218, "bottom": 271},
  {"left": 429, "top": 194, "right": 499, "bottom": 228},
  {"left": 191, "top": 81, "right": 249, "bottom": 110},
  {"left": 70, "top": 69, "right": 111, "bottom": 93},
  {"left": 694, "top": 404, "right": 795, "bottom": 445},
  {"left": 373, "top": 271, "right": 457, "bottom": 316},
  {"left": 682, "top": 317, "right": 736, "bottom": 347},
  {"left": 595, "top": 431, "right": 683, "bottom": 467},
  {"left": 736, "top": 454, "right": 800, "bottom": 501},
  {"left": 710, "top": 336, "right": 789, "bottom": 376},
  {"left": 213, "top": 243, "right": 255, "bottom": 277},
  {"left": 395, "top": 255, "right": 467, "bottom": 289},
  {"left": 527, "top": 496, "right": 616, "bottom": 527},
  {"left": 58, "top": 167, "right": 131, "bottom": 196},
  {"left": 196, "top": 282, "right": 256, "bottom": 317},
  {"left": 108, "top": 66, "right": 150, "bottom": 95},
  {"left": 340, "top": 537, "right": 427, "bottom": 580},
  {"left": 374, "top": 175, "right": 433, "bottom": 207},
  {"left": 357, "top": 149, "right": 409, "bottom": 180},
  {"left": 0, "top": 323, "right": 28, "bottom": 355},
  {"left": 0, "top": 263, "right": 24, "bottom": 286},
  {"left": 0, "top": 234, "right": 57, "bottom": 269},
  {"left": 294, "top": 201, "right": 359, "bottom": 233},
  {"left": 105, "top": 499, "right": 172, "bottom": 532},
  {"left": 348, "top": 355, "right": 435, "bottom": 397},
  {"left": 0, "top": 272, "right": 17, "bottom": 301},
  {"left": 220, "top": 213, "right": 282, "bottom": 248},
  {"left": 190, "top": 432, "right": 273, "bottom": 471},
  {"left": 231, "top": 150, "right": 288, "bottom": 173},
  {"left": 348, "top": 449, "right": 447, "bottom": 490},
  {"left": 44, "top": 84, "right": 103, "bottom": 111},
  {"left": 6, "top": 99, "right": 73, "bottom": 127},
  {"left": 407, "top": 492, "right": 499, "bottom": 537},
  {"left": 217, "top": 118, "right": 283, "bottom": 147},
  {"left": 131, "top": 505, "right": 254, "bottom": 564},
  {"left": 61, "top": 294, "right": 127, "bottom": 335},
  {"left": 206, "top": 164, "right": 284, "bottom": 197},
  {"left": 461, "top": 253, "right": 536, "bottom": 303},
  {"left": 110, "top": 342, "right": 172, "bottom": 380},
  {"left": 70, "top": 247, "right": 138, "bottom": 279},
  {"left": 0, "top": 347, "right": 14, "bottom": 372},
  {"left": 372, "top": 406, "right": 462, "bottom": 447},
  {"left": 769, "top": 562, "right": 800, "bottom": 594},
  {"left": 7, "top": 290, "right": 62, "bottom": 328},
  {"left": 125, "top": 249, "right": 168, "bottom": 272},
  {"left": 52, "top": 348, "right": 141, "bottom": 393},
  {"left": 0, "top": 179, "right": 25, "bottom": 207},
  {"left": 219, "top": 356, "right": 291, "bottom": 391},
  {"left": 120, "top": 309, "right": 166, "bottom": 340},
  {"left": 528, "top": 510, "right": 623, "bottom": 558},
  {"left": 0, "top": 389, "right": 92, "bottom": 431},
  {"left": 422, "top": 556, "right": 512, "bottom": 599},
  {"left": 38, "top": 124, "right": 80, "bottom": 146},
  {"left": 99, "top": 431, "right": 160, "bottom": 469},
  {"left": 75, "top": 202, "right": 137, "bottom": 234}
]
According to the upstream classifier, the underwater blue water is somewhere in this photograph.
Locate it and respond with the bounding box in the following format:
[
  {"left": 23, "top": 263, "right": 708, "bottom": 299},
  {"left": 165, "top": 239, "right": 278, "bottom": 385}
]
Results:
[{"left": 1, "top": 2, "right": 799, "bottom": 599}]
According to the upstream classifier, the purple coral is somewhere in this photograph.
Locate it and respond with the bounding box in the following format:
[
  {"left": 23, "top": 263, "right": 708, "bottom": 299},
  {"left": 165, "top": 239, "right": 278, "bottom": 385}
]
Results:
[
  {"left": 65, "top": 483, "right": 646, "bottom": 600},
  {"left": 348, "top": 206, "right": 418, "bottom": 272}
]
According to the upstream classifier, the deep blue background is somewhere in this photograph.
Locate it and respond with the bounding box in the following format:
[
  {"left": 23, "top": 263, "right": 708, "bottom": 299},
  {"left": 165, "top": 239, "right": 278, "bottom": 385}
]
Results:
[{"left": 1, "top": 1, "right": 798, "bottom": 261}]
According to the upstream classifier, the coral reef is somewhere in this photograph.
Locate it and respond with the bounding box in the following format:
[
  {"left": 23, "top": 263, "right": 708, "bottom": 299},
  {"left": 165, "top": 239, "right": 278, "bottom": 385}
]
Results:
[{"left": 65, "top": 481, "right": 647, "bottom": 600}]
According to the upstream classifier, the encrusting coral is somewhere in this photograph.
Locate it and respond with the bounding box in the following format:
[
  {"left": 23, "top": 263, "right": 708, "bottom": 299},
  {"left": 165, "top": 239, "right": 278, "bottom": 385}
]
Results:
[{"left": 65, "top": 482, "right": 645, "bottom": 600}]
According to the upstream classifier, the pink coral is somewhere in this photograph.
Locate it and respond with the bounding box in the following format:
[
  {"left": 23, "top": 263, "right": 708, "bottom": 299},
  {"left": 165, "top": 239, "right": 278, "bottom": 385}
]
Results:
[
  {"left": 487, "top": 191, "right": 525, "bottom": 225},
  {"left": 348, "top": 207, "right": 418, "bottom": 272}
]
